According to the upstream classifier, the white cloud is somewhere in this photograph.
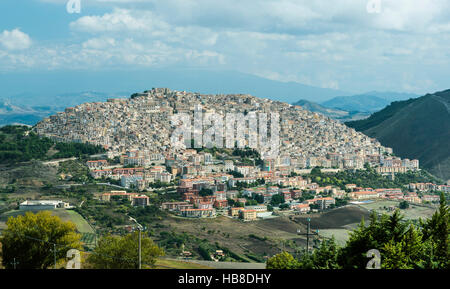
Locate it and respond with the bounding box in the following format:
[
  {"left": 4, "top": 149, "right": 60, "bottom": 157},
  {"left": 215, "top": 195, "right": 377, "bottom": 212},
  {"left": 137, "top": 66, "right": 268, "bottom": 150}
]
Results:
[
  {"left": 11, "top": 1, "right": 450, "bottom": 93},
  {"left": 82, "top": 37, "right": 116, "bottom": 49},
  {"left": 70, "top": 8, "right": 160, "bottom": 32},
  {"left": 0, "top": 29, "right": 32, "bottom": 50}
]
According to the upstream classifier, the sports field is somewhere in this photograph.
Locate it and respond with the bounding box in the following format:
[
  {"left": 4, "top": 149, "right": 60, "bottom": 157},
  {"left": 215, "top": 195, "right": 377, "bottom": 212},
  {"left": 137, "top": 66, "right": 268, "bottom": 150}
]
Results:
[
  {"left": 0, "top": 209, "right": 94, "bottom": 234},
  {"left": 52, "top": 210, "right": 95, "bottom": 234}
]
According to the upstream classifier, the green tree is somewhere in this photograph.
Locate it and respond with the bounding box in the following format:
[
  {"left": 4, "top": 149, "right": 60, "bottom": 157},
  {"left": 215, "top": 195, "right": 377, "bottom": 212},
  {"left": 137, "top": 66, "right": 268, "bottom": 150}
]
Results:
[
  {"left": 254, "top": 194, "right": 265, "bottom": 204},
  {"left": 86, "top": 232, "right": 164, "bottom": 269},
  {"left": 199, "top": 188, "right": 213, "bottom": 197},
  {"left": 338, "top": 210, "right": 407, "bottom": 269},
  {"left": 279, "top": 203, "right": 290, "bottom": 210},
  {"left": 266, "top": 251, "right": 299, "bottom": 269},
  {"left": 421, "top": 193, "right": 449, "bottom": 268},
  {"left": 271, "top": 194, "right": 285, "bottom": 206},
  {"left": 399, "top": 200, "right": 409, "bottom": 209},
  {"left": 382, "top": 225, "right": 425, "bottom": 269},
  {"left": 0, "top": 211, "right": 81, "bottom": 269},
  {"left": 298, "top": 237, "right": 341, "bottom": 269}
]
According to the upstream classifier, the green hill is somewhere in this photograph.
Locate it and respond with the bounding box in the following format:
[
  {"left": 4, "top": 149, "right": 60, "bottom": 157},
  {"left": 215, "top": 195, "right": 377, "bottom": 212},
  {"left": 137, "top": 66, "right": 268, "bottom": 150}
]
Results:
[
  {"left": 346, "top": 89, "right": 450, "bottom": 181},
  {"left": 293, "top": 99, "right": 349, "bottom": 118},
  {"left": 0, "top": 125, "right": 106, "bottom": 164},
  {"left": 322, "top": 91, "right": 418, "bottom": 113},
  {"left": 292, "top": 99, "right": 371, "bottom": 122}
]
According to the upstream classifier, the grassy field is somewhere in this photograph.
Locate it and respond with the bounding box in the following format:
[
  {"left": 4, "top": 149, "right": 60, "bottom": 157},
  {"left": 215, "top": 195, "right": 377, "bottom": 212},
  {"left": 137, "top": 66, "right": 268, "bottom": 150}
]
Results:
[
  {"left": 149, "top": 206, "right": 376, "bottom": 261},
  {"left": 52, "top": 210, "right": 95, "bottom": 234},
  {"left": 294, "top": 205, "right": 370, "bottom": 229},
  {"left": 317, "top": 229, "right": 352, "bottom": 246},
  {"left": 152, "top": 215, "right": 306, "bottom": 261},
  {"left": 154, "top": 258, "right": 213, "bottom": 269},
  {"left": 0, "top": 209, "right": 95, "bottom": 236},
  {"left": 292, "top": 205, "right": 370, "bottom": 245},
  {"left": 358, "top": 200, "right": 437, "bottom": 220}
]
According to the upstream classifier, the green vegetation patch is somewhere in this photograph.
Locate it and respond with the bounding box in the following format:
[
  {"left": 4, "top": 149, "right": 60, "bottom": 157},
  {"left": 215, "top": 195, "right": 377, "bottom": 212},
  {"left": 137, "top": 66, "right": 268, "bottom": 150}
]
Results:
[{"left": 0, "top": 125, "right": 105, "bottom": 164}]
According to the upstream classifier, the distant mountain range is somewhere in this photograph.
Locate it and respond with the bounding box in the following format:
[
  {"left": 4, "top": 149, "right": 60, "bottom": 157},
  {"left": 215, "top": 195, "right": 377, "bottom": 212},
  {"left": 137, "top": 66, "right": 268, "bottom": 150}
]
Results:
[
  {"left": 0, "top": 92, "right": 129, "bottom": 126},
  {"left": 0, "top": 68, "right": 355, "bottom": 126},
  {"left": 346, "top": 89, "right": 450, "bottom": 181},
  {"left": 292, "top": 99, "right": 371, "bottom": 122},
  {"left": 293, "top": 91, "right": 419, "bottom": 122},
  {"left": 0, "top": 101, "right": 55, "bottom": 126},
  {"left": 321, "top": 91, "right": 419, "bottom": 113},
  {"left": 1, "top": 91, "right": 129, "bottom": 108},
  {"left": 0, "top": 69, "right": 348, "bottom": 105},
  {"left": 1, "top": 85, "right": 420, "bottom": 126}
]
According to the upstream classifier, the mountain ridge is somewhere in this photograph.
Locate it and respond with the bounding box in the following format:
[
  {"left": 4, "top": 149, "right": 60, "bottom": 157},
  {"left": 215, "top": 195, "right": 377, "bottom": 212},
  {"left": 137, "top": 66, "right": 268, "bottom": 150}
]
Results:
[
  {"left": 346, "top": 89, "right": 450, "bottom": 181},
  {"left": 321, "top": 91, "right": 418, "bottom": 113}
]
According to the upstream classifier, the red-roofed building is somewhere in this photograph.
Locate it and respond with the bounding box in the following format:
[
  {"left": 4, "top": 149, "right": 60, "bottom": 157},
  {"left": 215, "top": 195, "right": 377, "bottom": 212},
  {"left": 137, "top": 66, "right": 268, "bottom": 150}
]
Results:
[
  {"left": 349, "top": 191, "right": 379, "bottom": 200},
  {"left": 214, "top": 200, "right": 228, "bottom": 209}
]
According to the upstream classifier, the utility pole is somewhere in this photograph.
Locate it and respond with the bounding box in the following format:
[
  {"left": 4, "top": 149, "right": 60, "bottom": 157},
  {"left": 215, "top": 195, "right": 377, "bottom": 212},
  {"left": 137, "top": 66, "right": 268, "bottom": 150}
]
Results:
[
  {"left": 11, "top": 258, "right": 19, "bottom": 269},
  {"left": 138, "top": 226, "right": 142, "bottom": 270},
  {"left": 297, "top": 218, "right": 319, "bottom": 255},
  {"left": 306, "top": 219, "right": 310, "bottom": 253},
  {"left": 53, "top": 243, "right": 57, "bottom": 269},
  {"left": 130, "top": 216, "right": 143, "bottom": 269}
]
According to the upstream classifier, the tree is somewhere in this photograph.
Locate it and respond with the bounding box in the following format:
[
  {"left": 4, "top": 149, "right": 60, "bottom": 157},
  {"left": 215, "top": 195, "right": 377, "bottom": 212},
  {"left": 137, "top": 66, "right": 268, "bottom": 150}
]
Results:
[
  {"left": 338, "top": 210, "right": 408, "bottom": 268},
  {"left": 298, "top": 237, "right": 341, "bottom": 269},
  {"left": 199, "top": 188, "right": 213, "bottom": 197},
  {"left": 279, "top": 203, "right": 290, "bottom": 210},
  {"left": 382, "top": 224, "right": 427, "bottom": 269},
  {"left": 399, "top": 200, "right": 409, "bottom": 209},
  {"left": 86, "top": 232, "right": 164, "bottom": 269},
  {"left": 0, "top": 211, "right": 81, "bottom": 269},
  {"left": 271, "top": 194, "right": 285, "bottom": 206},
  {"left": 254, "top": 194, "right": 265, "bottom": 204},
  {"left": 421, "top": 193, "right": 449, "bottom": 268},
  {"left": 266, "top": 251, "right": 299, "bottom": 269}
]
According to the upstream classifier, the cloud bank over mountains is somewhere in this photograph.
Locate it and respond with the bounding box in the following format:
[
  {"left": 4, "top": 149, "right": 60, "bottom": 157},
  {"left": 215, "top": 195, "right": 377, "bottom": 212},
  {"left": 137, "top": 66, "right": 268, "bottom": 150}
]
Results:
[{"left": 1, "top": 0, "right": 450, "bottom": 94}]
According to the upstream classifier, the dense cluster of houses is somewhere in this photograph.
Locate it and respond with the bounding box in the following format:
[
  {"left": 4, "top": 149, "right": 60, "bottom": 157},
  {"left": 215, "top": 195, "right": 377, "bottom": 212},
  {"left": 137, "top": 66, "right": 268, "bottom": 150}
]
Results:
[
  {"left": 346, "top": 183, "right": 446, "bottom": 204},
  {"left": 84, "top": 149, "right": 444, "bottom": 220},
  {"left": 35, "top": 88, "right": 420, "bottom": 175}
]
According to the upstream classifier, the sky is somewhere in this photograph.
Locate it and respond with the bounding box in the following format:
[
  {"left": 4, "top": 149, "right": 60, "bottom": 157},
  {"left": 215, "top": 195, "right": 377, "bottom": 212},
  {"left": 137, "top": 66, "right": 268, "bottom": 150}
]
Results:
[{"left": 1, "top": 0, "right": 450, "bottom": 96}]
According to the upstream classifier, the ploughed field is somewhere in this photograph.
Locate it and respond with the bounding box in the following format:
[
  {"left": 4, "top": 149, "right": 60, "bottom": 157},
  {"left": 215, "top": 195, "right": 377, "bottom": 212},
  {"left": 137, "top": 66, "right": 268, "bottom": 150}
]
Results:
[
  {"left": 293, "top": 205, "right": 371, "bottom": 245},
  {"left": 294, "top": 205, "right": 370, "bottom": 229},
  {"left": 154, "top": 215, "right": 309, "bottom": 261}
]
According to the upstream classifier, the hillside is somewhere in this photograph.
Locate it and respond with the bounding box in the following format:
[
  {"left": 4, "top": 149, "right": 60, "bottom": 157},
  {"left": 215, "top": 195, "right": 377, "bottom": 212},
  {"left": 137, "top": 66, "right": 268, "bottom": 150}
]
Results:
[
  {"left": 0, "top": 125, "right": 106, "bottom": 164},
  {"left": 322, "top": 92, "right": 418, "bottom": 113},
  {"left": 33, "top": 88, "right": 390, "bottom": 165},
  {"left": 0, "top": 101, "right": 57, "bottom": 127},
  {"left": 346, "top": 89, "right": 450, "bottom": 181},
  {"left": 292, "top": 99, "right": 370, "bottom": 122}
]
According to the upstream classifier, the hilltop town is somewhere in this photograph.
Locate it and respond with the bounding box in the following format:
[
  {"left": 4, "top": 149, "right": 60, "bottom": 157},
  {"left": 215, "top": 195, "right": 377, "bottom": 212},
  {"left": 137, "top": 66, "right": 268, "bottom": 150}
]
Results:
[
  {"left": 1, "top": 89, "right": 448, "bottom": 266},
  {"left": 25, "top": 88, "right": 448, "bottom": 221},
  {"left": 34, "top": 88, "right": 418, "bottom": 173}
]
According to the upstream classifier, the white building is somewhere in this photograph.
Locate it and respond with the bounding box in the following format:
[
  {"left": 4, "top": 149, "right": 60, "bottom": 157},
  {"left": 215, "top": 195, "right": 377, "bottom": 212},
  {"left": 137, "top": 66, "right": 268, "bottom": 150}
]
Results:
[{"left": 20, "top": 200, "right": 71, "bottom": 211}]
